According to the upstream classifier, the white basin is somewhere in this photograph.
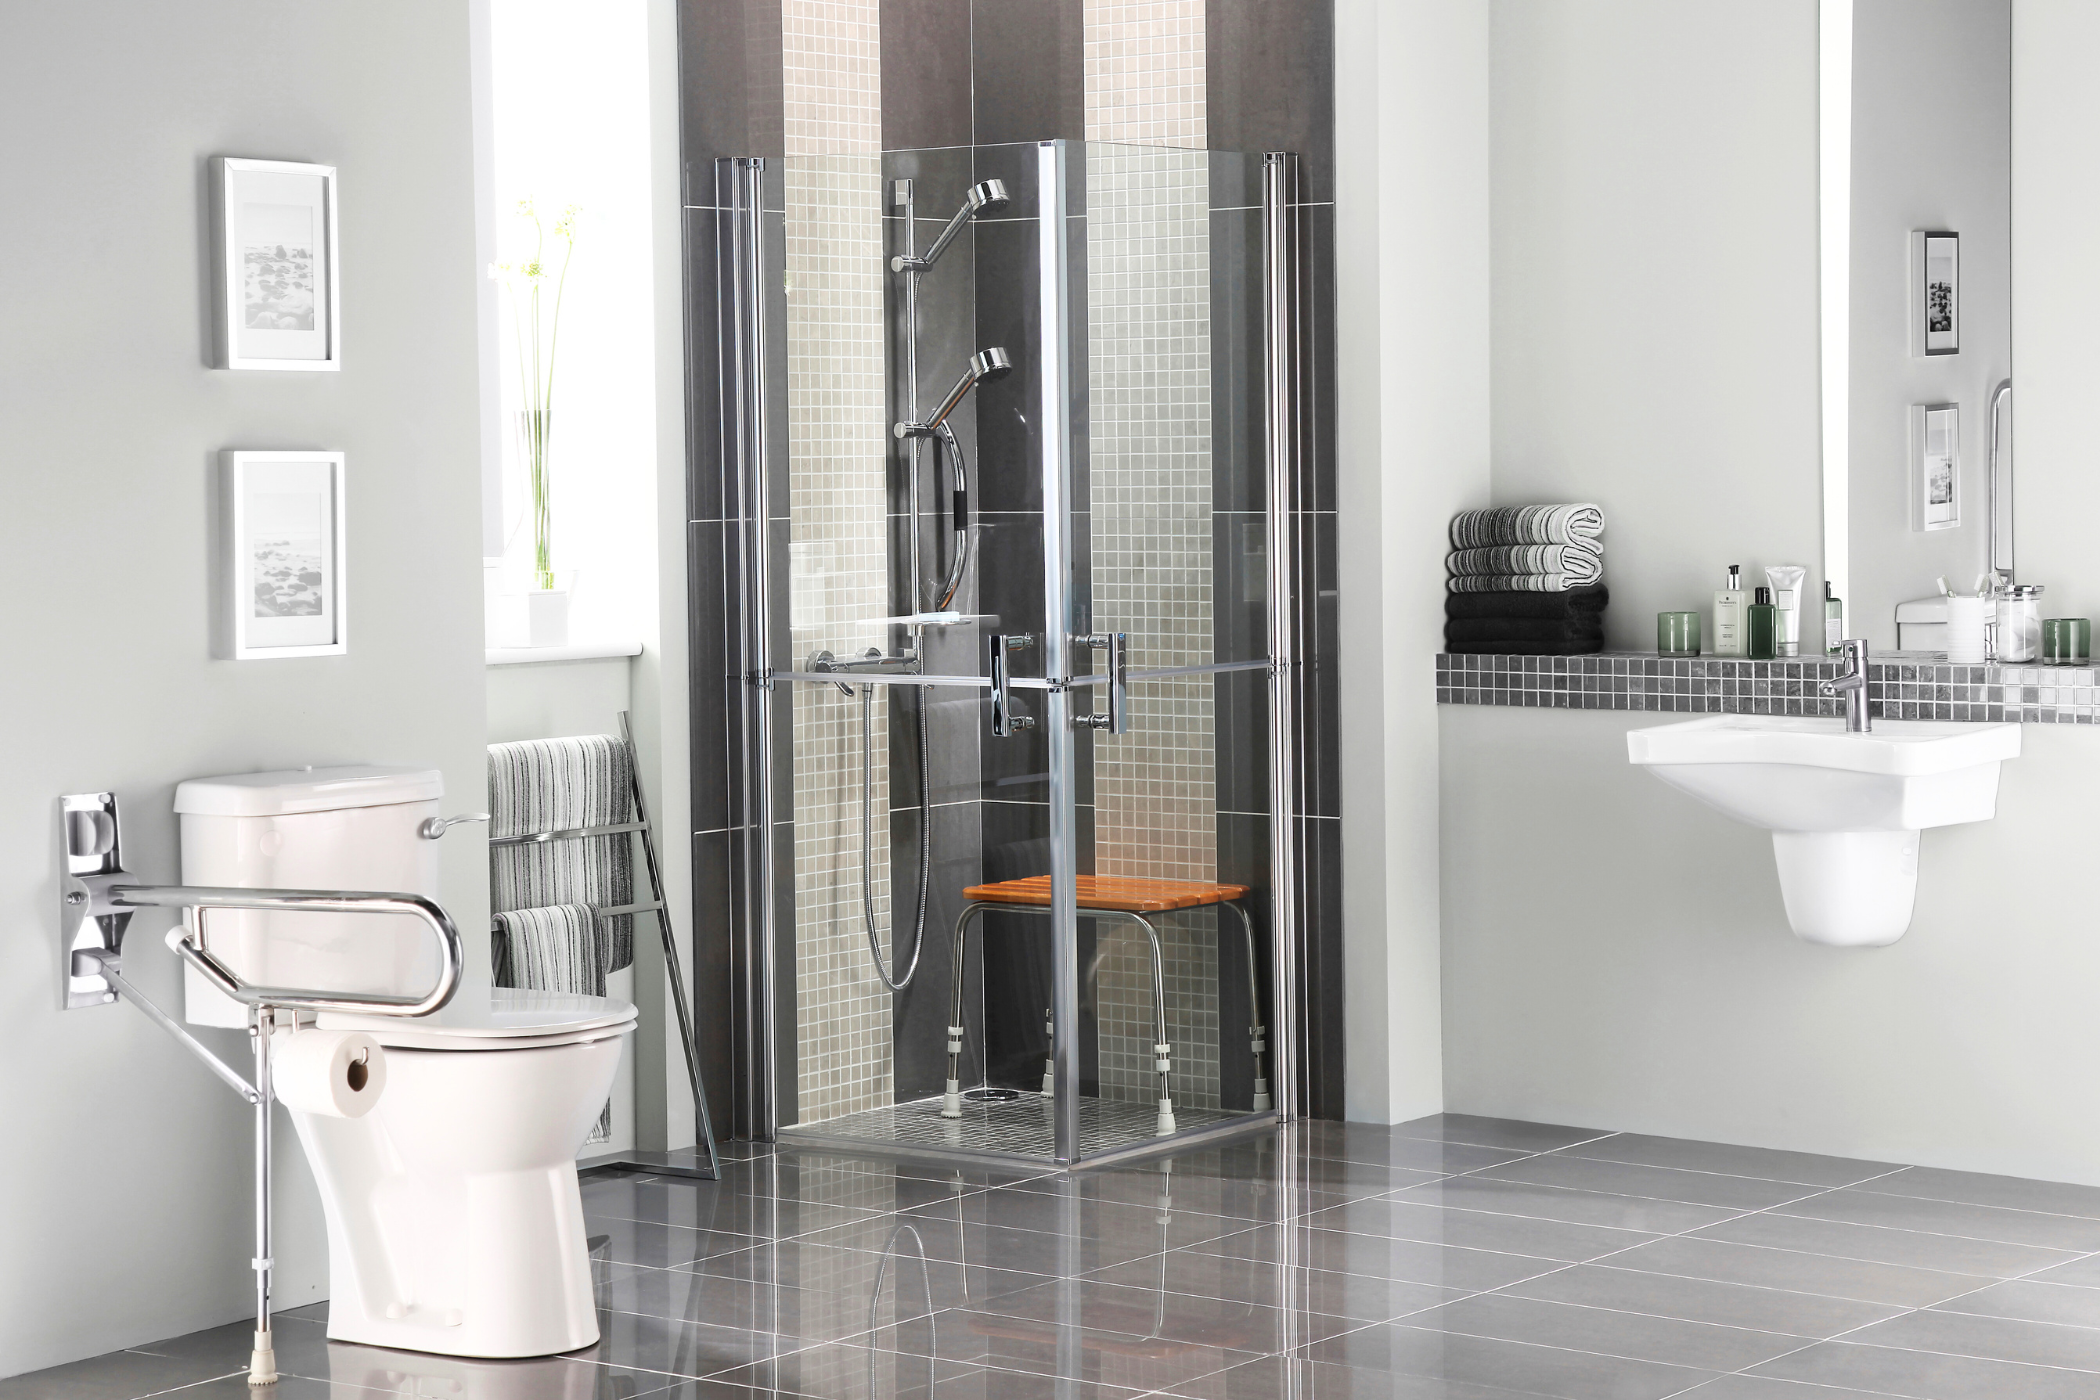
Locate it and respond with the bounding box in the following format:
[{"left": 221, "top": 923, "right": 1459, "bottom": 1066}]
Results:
[{"left": 1628, "top": 716, "right": 2019, "bottom": 946}]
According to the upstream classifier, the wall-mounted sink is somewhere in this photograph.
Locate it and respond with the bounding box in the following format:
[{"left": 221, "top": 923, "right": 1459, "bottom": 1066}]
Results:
[{"left": 1628, "top": 716, "right": 2020, "bottom": 946}]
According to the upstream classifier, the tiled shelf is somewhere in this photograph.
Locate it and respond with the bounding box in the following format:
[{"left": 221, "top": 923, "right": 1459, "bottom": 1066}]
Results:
[{"left": 1436, "top": 651, "right": 2100, "bottom": 724}]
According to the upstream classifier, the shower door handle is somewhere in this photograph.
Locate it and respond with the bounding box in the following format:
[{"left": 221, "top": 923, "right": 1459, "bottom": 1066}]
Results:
[
  {"left": 988, "top": 634, "right": 1035, "bottom": 736},
  {"left": 1074, "top": 632, "right": 1129, "bottom": 734}
]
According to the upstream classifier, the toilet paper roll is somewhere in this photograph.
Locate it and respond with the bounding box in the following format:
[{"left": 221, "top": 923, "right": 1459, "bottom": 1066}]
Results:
[{"left": 273, "top": 1030, "right": 387, "bottom": 1118}]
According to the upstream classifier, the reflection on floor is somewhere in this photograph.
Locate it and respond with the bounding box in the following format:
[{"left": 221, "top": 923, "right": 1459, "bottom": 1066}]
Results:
[
  {"left": 15, "top": 1115, "right": 2100, "bottom": 1399},
  {"left": 785, "top": 1093, "right": 1248, "bottom": 1158}
]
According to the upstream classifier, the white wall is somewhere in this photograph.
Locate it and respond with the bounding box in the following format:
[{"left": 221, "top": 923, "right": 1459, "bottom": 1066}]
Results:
[
  {"left": 0, "top": 2, "right": 485, "bottom": 1376},
  {"left": 1490, "top": 0, "right": 1823, "bottom": 650},
  {"left": 1426, "top": 0, "right": 2100, "bottom": 1184},
  {"left": 1333, "top": 0, "right": 1489, "bottom": 1123}
]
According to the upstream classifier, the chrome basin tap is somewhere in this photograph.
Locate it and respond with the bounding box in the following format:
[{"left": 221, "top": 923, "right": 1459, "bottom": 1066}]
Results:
[{"left": 1820, "top": 638, "right": 1871, "bottom": 733}]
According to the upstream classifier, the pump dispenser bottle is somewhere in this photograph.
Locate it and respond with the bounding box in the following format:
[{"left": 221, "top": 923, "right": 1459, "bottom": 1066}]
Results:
[{"left": 1714, "top": 566, "right": 1747, "bottom": 656}]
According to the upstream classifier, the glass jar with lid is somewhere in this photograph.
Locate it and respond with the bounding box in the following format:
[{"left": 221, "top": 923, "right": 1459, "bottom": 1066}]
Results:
[{"left": 1995, "top": 584, "right": 2045, "bottom": 662}]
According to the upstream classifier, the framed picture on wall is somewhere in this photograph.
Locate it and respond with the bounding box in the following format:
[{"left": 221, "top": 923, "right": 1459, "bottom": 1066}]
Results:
[
  {"left": 1912, "top": 404, "right": 1960, "bottom": 532},
  {"left": 214, "top": 158, "right": 340, "bottom": 370},
  {"left": 1910, "top": 231, "right": 1959, "bottom": 356},
  {"left": 223, "top": 451, "right": 347, "bottom": 658}
]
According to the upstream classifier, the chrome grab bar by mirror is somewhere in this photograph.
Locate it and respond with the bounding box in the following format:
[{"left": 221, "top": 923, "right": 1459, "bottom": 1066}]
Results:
[
  {"left": 1989, "top": 378, "right": 2014, "bottom": 588},
  {"left": 988, "top": 633, "right": 1036, "bottom": 736},
  {"left": 1073, "top": 632, "right": 1129, "bottom": 733}
]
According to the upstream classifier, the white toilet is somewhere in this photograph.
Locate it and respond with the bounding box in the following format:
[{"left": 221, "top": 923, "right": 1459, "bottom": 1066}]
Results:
[{"left": 174, "top": 765, "right": 636, "bottom": 1359}]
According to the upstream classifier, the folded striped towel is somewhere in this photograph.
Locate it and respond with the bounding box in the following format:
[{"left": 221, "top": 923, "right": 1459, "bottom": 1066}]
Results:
[
  {"left": 1446, "top": 544, "right": 1602, "bottom": 586},
  {"left": 1450, "top": 504, "right": 1604, "bottom": 550},
  {"left": 492, "top": 903, "right": 610, "bottom": 1143},
  {"left": 489, "top": 736, "right": 634, "bottom": 974},
  {"left": 1449, "top": 573, "right": 1593, "bottom": 593}
]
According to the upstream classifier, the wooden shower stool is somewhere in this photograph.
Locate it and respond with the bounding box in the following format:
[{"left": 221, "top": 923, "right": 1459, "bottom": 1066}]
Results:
[{"left": 942, "top": 875, "right": 1269, "bottom": 1137}]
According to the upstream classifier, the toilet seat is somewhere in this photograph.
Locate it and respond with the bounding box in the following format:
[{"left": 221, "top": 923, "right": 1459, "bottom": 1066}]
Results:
[{"left": 317, "top": 987, "right": 637, "bottom": 1051}]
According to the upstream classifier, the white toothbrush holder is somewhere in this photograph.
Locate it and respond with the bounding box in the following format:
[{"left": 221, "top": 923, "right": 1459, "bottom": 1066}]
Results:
[{"left": 1947, "top": 595, "right": 1988, "bottom": 664}]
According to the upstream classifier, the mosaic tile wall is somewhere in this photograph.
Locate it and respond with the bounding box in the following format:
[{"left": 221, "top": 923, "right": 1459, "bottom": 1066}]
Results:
[
  {"left": 1436, "top": 651, "right": 2100, "bottom": 723},
  {"left": 1084, "top": 136, "right": 1221, "bottom": 1109},
  {"left": 782, "top": 0, "right": 893, "bottom": 1127},
  {"left": 1083, "top": 0, "right": 1206, "bottom": 148}
]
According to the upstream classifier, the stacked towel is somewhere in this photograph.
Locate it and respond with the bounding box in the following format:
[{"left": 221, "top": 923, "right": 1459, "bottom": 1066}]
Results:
[
  {"left": 489, "top": 735, "right": 636, "bottom": 974},
  {"left": 1445, "top": 504, "right": 1608, "bottom": 654},
  {"left": 492, "top": 903, "right": 612, "bottom": 1143},
  {"left": 1447, "top": 505, "right": 1604, "bottom": 593},
  {"left": 1444, "top": 585, "right": 1608, "bottom": 654}
]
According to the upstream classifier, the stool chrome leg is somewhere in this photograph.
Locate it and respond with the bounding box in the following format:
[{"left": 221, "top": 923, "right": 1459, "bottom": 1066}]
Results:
[
  {"left": 1117, "top": 912, "right": 1175, "bottom": 1136},
  {"left": 1042, "top": 1006, "right": 1056, "bottom": 1096},
  {"left": 942, "top": 905, "right": 982, "bottom": 1118},
  {"left": 1223, "top": 900, "right": 1269, "bottom": 1111}
]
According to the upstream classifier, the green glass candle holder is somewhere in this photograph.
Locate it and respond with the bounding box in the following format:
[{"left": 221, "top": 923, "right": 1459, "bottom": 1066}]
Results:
[
  {"left": 1658, "top": 611, "right": 1701, "bottom": 657},
  {"left": 2043, "top": 617, "right": 2090, "bottom": 665}
]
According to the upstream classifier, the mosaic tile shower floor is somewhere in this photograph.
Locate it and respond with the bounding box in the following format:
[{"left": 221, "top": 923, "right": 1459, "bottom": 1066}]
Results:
[
  {"left": 781, "top": 1093, "right": 1248, "bottom": 1159},
  {"left": 17, "top": 1116, "right": 2100, "bottom": 1399}
]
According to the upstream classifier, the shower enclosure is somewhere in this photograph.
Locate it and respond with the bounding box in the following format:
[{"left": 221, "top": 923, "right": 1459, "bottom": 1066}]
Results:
[{"left": 716, "top": 139, "right": 1303, "bottom": 1166}]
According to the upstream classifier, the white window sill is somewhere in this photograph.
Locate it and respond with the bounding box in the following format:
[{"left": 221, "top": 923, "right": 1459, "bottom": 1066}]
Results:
[{"left": 485, "top": 640, "right": 644, "bottom": 667}]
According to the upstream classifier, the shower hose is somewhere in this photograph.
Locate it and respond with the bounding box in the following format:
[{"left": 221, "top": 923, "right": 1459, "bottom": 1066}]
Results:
[{"left": 858, "top": 679, "right": 931, "bottom": 990}]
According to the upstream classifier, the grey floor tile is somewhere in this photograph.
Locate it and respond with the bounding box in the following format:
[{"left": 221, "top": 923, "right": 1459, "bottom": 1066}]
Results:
[
  {"left": 708, "top": 1342, "right": 1150, "bottom": 1399},
  {"left": 1078, "top": 1252, "right": 1458, "bottom": 1322},
  {"left": 1407, "top": 1293, "right": 1811, "bottom": 1371},
  {"left": 911, "top": 1186, "right": 1263, "bottom": 1246},
  {"left": 1867, "top": 1166, "right": 2100, "bottom": 1222},
  {"left": 1672, "top": 1377, "right": 1907, "bottom": 1399},
  {"left": 564, "top": 1308, "right": 811, "bottom": 1379},
  {"left": 106, "top": 1316, "right": 333, "bottom": 1381},
  {"left": 1285, "top": 1121, "right": 1533, "bottom": 1174},
  {"left": 1751, "top": 1338, "right": 2100, "bottom": 1399},
  {"left": 1192, "top": 1225, "right": 1564, "bottom": 1292},
  {"left": 588, "top": 1214, "right": 772, "bottom": 1269},
  {"left": 1696, "top": 1209, "right": 2080, "bottom": 1278},
  {"left": 965, "top": 1276, "right": 1362, "bottom": 1353},
  {"left": 1303, "top": 1321, "right": 1718, "bottom": 1400},
  {"left": 125, "top": 1377, "right": 384, "bottom": 1400},
  {"left": 1847, "top": 1307, "right": 2100, "bottom": 1372},
  {"left": 1560, "top": 1134, "right": 1901, "bottom": 1189},
  {"left": 1505, "top": 1263, "right": 1905, "bottom": 1338},
  {"left": 683, "top": 1239, "right": 1055, "bottom": 1311},
  {"left": 874, "top": 1306, "right": 1266, "bottom": 1392},
  {"left": 1295, "top": 1196, "right": 1660, "bottom": 1263},
  {"left": 0, "top": 1350, "right": 242, "bottom": 1400},
  {"left": 1157, "top": 1352, "right": 1556, "bottom": 1400},
  {"left": 1606, "top": 1235, "right": 1992, "bottom": 1308},
  {"left": 584, "top": 1178, "right": 890, "bottom": 1238},
  {"left": 1778, "top": 1188, "right": 2100, "bottom": 1253},
  {"left": 1930, "top": 1278, "right": 2100, "bottom": 1329},
  {"left": 2027, "top": 1255, "right": 2100, "bottom": 1288},
  {"left": 1006, "top": 1158, "right": 1426, "bottom": 1220},
  {"left": 302, "top": 1341, "right": 683, "bottom": 1398},
  {"left": 595, "top": 1261, "right": 918, "bottom": 1342},
  {"left": 1387, "top": 1174, "right": 1742, "bottom": 1235},
  {"left": 1390, "top": 1114, "right": 1612, "bottom": 1154},
  {"left": 1482, "top": 1155, "right": 1826, "bottom": 1212}
]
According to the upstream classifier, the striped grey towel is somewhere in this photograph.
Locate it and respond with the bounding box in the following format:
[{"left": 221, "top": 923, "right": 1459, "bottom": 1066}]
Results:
[
  {"left": 492, "top": 903, "right": 611, "bottom": 1144},
  {"left": 489, "top": 736, "right": 634, "bottom": 973},
  {"left": 1449, "top": 504, "right": 1604, "bottom": 550},
  {"left": 1447, "top": 544, "right": 1602, "bottom": 586},
  {"left": 1449, "top": 572, "right": 1592, "bottom": 593}
]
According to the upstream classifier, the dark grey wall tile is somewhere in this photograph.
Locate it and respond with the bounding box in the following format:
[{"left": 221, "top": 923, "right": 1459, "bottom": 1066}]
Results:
[
  {"left": 678, "top": 0, "right": 784, "bottom": 195},
  {"left": 971, "top": 0, "right": 1084, "bottom": 145},
  {"left": 890, "top": 798, "right": 988, "bottom": 1098},
  {"left": 1207, "top": 0, "right": 1335, "bottom": 201},
  {"left": 1299, "top": 813, "right": 1343, "bottom": 1118},
  {"left": 692, "top": 828, "right": 739, "bottom": 1129},
  {"left": 882, "top": 0, "right": 974, "bottom": 149}
]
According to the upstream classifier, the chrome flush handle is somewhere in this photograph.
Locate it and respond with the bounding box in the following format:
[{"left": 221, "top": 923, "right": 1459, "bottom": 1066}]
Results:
[{"left": 419, "top": 812, "right": 489, "bottom": 840}]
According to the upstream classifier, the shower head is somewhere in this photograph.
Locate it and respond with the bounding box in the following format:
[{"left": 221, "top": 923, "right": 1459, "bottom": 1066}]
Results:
[
  {"left": 894, "top": 179, "right": 1012, "bottom": 274},
  {"left": 896, "top": 347, "right": 1014, "bottom": 439}
]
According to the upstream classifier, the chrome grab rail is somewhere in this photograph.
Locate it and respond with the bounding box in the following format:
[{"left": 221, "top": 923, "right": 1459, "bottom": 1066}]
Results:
[{"left": 116, "top": 885, "right": 465, "bottom": 1017}]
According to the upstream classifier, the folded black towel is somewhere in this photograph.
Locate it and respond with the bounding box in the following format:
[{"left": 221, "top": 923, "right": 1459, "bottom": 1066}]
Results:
[
  {"left": 1444, "top": 585, "right": 1608, "bottom": 622},
  {"left": 1444, "top": 635, "right": 1604, "bottom": 656},
  {"left": 1443, "top": 616, "right": 1604, "bottom": 647}
]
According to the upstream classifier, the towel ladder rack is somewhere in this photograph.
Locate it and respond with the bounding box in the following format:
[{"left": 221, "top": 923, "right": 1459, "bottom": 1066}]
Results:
[{"left": 487, "top": 711, "right": 720, "bottom": 1181}]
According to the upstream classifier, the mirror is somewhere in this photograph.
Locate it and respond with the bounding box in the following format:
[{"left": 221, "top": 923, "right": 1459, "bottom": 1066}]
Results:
[{"left": 1822, "top": 0, "right": 2012, "bottom": 652}]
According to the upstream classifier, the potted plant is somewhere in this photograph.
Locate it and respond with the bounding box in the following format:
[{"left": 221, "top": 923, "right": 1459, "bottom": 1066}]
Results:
[{"left": 494, "top": 199, "right": 578, "bottom": 645}]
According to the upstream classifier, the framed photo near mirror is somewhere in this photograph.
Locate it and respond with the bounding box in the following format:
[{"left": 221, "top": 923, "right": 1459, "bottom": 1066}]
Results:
[
  {"left": 1911, "top": 231, "right": 1959, "bottom": 356},
  {"left": 213, "top": 157, "right": 340, "bottom": 370},
  {"left": 223, "top": 451, "right": 347, "bottom": 659},
  {"left": 1912, "top": 404, "right": 1960, "bottom": 532}
]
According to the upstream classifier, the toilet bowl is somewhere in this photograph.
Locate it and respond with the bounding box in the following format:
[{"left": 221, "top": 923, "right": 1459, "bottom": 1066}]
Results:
[
  {"left": 171, "top": 765, "right": 634, "bottom": 1360},
  {"left": 296, "top": 989, "right": 636, "bottom": 1357}
]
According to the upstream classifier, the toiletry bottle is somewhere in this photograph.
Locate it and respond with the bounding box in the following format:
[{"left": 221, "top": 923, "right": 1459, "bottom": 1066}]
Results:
[
  {"left": 1765, "top": 565, "right": 1806, "bottom": 657},
  {"left": 1714, "top": 566, "right": 1746, "bottom": 657},
  {"left": 1823, "top": 581, "right": 1843, "bottom": 655},
  {"left": 1747, "top": 586, "right": 1778, "bottom": 660}
]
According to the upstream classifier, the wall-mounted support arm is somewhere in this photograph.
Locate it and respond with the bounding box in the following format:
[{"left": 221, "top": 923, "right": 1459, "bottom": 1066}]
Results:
[{"left": 75, "top": 947, "right": 258, "bottom": 1104}]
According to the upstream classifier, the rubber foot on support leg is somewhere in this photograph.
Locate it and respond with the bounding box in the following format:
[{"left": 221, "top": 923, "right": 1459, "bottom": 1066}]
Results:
[
  {"left": 1041, "top": 1065, "right": 1054, "bottom": 1096},
  {"left": 249, "top": 1330, "right": 278, "bottom": 1387},
  {"left": 1252, "top": 1090, "right": 1272, "bottom": 1111},
  {"left": 1156, "top": 1099, "right": 1176, "bottom": 1137},
  {"left": 941, "top": 1079, "right": 963, "bottom": 1119}
]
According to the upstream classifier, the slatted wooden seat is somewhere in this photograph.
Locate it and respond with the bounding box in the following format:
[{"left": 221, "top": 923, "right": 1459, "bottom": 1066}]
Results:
[
  {"left": 942, "top": 874, "right": 1267, "bottom": 1138},
  {"left": 963, "top": 874, "right": 1253, "bottom": 914}
]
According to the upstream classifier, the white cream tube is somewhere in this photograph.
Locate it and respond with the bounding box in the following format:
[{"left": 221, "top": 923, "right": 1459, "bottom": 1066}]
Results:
[{"left": 1766, "top": 565, "right": 1807, "bottom": 657}]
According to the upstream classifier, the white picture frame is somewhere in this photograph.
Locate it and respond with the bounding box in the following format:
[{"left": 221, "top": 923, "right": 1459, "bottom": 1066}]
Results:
[
  {"left": 1909, "top": 230, "right": 1959, "bottom": 357},
  {"left": 1911, "top": 403, "right": 1960, "bottom": 532},
  {"left": 214, "top": 158, "right": 340, "bottom": 370},
  {"left": 224, "top": 451, "right": 347, "bottom": 658}
]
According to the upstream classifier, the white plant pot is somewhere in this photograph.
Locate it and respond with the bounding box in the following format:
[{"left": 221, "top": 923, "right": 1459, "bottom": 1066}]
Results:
[{"left": 525, "top": 588, "right": 571, "bottom": 648}]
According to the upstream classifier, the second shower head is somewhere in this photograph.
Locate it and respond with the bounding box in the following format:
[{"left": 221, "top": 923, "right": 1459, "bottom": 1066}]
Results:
[
  {"left": 893, "top": 179, "right": 1011, "bottom": 275},
  {"left": 896, "top": 347, "right": 1014, "bottom": 440}
]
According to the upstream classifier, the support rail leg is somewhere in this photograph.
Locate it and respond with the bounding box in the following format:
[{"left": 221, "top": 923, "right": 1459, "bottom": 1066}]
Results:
[{"left": 249, "top": 1007, "right": 277, "bottom": 1387}]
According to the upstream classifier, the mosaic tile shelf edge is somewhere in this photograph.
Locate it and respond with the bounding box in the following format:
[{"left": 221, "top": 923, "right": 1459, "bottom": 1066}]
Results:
[{"left": 1435, "top": 651, "right": 2100, "bottom": 725}]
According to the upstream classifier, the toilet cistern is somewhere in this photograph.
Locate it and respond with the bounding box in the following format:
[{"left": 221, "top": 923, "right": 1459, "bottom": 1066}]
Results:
[{"left": 1627, "top": 713, "right": 2019, "bottom": 946}]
